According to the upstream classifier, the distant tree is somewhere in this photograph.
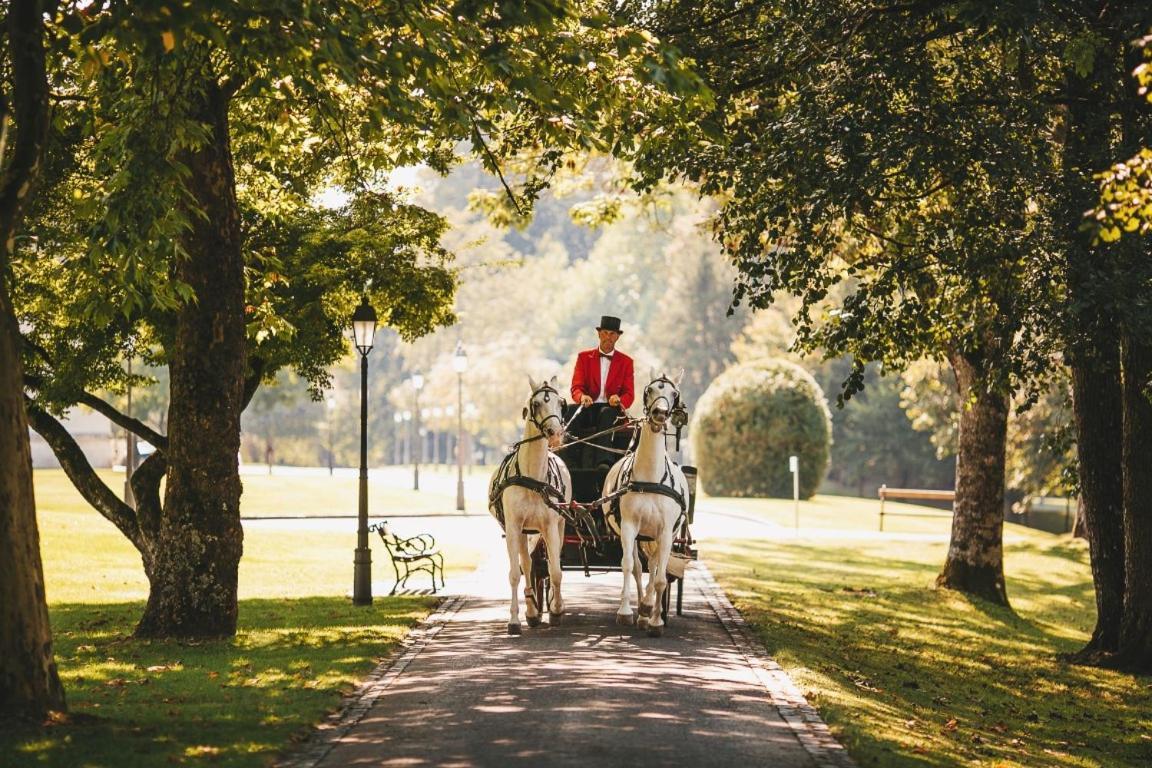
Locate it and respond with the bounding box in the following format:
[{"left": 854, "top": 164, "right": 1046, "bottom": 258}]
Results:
[{"left": 691, "top": 359, "right": 832, "bottom": 498}]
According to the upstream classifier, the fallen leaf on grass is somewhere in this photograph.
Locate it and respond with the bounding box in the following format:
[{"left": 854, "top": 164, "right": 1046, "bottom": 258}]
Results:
[{"left": 942, "top": 718, "right": 959, "bottom": 733}]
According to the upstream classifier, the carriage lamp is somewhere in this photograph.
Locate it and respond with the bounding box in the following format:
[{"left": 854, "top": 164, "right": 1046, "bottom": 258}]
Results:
[
  {"left": 351, "top": 297, "right": 378, "bottom": 606},
  {"left": 452, "top": 343, "right": 468, "bottom": 512}
]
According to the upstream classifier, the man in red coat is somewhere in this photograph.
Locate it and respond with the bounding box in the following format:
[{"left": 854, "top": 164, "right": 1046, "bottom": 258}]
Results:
[{"left": 571, "top": 315, "right": 635, "bottom": 410}]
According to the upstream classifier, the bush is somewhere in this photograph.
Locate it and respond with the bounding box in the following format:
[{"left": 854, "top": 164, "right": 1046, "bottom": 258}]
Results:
[{"left": 690, "top": 358, "right": 832, "bottom": 498}]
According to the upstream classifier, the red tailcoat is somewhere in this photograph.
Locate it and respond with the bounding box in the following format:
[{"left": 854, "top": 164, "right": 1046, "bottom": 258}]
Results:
[{"left": 570, "top": 348, "right": 635, "bottom": 409}]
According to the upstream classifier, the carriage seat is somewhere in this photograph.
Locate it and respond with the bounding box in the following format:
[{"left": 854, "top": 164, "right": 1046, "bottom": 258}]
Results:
[{"left": 369, "top": 521, "right": 445, "bottom": 594}]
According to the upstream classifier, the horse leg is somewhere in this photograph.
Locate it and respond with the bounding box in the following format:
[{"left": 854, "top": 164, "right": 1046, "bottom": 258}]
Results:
[
  {"left": 520, "top": 533, "right": 542, "bottom": 628},
  {"left": 616, "top": 518, "right": 638, "bottom": 626},
  {"left": 505, "top": 523, "right": 523, "bottom": 635},
  {"left": 637, "top": 541, "right": 654, "bottom": 629},
  {"left": 545, "top": 516, "right": 564, "bottom": 623},
  {"left": 646, "top": 529, "right": 674, "bottom": 638}
]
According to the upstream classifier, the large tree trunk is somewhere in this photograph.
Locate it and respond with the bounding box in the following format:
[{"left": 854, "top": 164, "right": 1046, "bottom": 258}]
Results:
[
  {"left": 1114, "top": 333, "right": 1152, "bottom": 671},
  {"left": 135, "top": 76, "right": 246, "bottom": 638},
  {"left": 0, "top": 0, "right": 65, "bottom": 719},
  {"left": 1068, "top": 355, "right": 1125, "bottom": 657},
  {"left": 1059, "top": 30, "right": 1128, "bottom": 661},
  {"left": 937, "top": 350, "right": 1009, "bottom": 605},
  {"left": 0, "top": 286, "right": 66, "bottom": 718}
]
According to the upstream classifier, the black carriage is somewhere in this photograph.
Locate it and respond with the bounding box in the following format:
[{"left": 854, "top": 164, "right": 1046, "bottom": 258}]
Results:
[{"left": 527, "top": 402, "right": 699, "bottom": 620}]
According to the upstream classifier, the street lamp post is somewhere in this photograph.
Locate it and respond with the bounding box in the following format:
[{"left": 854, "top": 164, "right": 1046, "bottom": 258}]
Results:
[
  {"left": 411, "top": 373, "right": 424, "bottom": 490},
  {"left": 452, "top": 343, "right": 468, "bottom": 512},
  {"left": 326, "top": 395, "right": 337, "bottom": 476},
  {"left": 351, "top": 297, "right": 378, "bottom": 606},
  {"left": 449, "top": 345, "right": 467, "bottom": 513}
]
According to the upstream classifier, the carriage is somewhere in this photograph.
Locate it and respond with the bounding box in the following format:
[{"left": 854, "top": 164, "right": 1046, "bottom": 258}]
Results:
[{"left": 515, "top": 397, "right": 699, "bottom": 628}]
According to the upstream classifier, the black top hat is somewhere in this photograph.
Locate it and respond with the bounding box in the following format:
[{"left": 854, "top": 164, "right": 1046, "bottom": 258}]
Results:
[{"left": 596, "top": 315, "right": 623, "bottom": 333}]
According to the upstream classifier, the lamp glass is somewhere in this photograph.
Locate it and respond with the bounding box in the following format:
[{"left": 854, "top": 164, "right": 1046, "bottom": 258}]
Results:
[
  {"left": 452, "top": 342, "right": 468, "bottom": 374},
  {"left": 412, "top": 373, "right": 424, "bottom": 391},
  {"left": 351, "top": 298, "right": 378, "bottom": 354}
]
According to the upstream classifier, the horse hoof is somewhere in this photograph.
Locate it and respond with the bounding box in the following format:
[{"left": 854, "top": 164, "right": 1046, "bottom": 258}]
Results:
[
  {"left": 507, "top": 623, "right": 521, "bottom": 635},
  {"left": 616, "top": 613, "right": 635, "bottom": 627},
  {"left": 526, "top": 615, "right": 541, "bottom": 628},
  {"left": 637, "top": 616, "right": 650, "bottom": 629},
  {"left": 549, "top": 612, "right": 563, "bottom": 626},
  {"left": 647, "top": 625, "right": 665, "bottom": 638}
]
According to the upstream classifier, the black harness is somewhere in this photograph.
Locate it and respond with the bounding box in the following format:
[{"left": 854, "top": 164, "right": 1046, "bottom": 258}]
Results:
[
  {"left": 489, "top": 448, "right": 569, "bottom": 530},
  {"left": 604, "top": 452, "right": 687, "bottom": 528}
]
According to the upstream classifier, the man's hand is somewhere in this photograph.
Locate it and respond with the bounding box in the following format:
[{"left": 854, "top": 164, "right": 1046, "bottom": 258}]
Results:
[
  {"left": 608, "top": 394, "right": 621, "bottom": 408},
  {"left": 581, "top": 394, "right": 593, "bottom": 407}
]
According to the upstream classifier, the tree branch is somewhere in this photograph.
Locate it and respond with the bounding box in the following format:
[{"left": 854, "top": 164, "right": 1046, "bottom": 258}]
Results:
[
  {"left": 23, "top": 372, "right": 168, "bottom": 449},
  {"left": 25, "top": 398, "right": 144, "bottom": 551}
]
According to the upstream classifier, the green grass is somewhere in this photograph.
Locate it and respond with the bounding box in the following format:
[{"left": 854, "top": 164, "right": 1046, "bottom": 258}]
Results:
[
  {"left": 699, "top": 506, "right": 1152, "bottom": 768},
  {"left": 4, "top": 468, "right": 478, "bottom": 767},
  {"left": 35, "top": 468, "right": 489, "bottom": 602},
  {"left": 9, "top": 598, "right": 433, "bottom": 768}
]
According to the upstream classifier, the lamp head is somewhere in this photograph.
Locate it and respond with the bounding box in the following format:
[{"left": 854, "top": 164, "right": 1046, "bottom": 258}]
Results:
[
  {"left": 351, "top": 297, "right": 378, "bottom": 355},
  {"left": 452, "top": 341, "right": 468, "bottom": 374}
]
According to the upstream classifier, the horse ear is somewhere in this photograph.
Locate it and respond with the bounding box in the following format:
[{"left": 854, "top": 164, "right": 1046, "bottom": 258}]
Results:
[
  {"left": 522, "top": 407, "right": 528, "bottom": 419},
  {"left": 672, "top": 368, "right": 684, "bottom": 387},
  {"left": 549, "top": 374, "right": 558, "bottom": 388},
  {"left": 528, "top": 375, "right": 538, "bottom": 391},
  {"left": 649, "top": 366, "right": 657, "bottom": 382}
]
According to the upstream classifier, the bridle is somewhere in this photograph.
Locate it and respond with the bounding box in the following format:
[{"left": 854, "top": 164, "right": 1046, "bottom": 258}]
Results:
[
  {"left": 643, "top": 376, "right": 680, "bottom": 433},
  {"left": 523, "top": 382, "right": 567, "bottom": 436}
]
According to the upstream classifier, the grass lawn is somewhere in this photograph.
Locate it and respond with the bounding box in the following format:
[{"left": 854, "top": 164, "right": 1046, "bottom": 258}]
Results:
[
  {"left": 4, "top": 468, "right": 482, "bottom": 768},
  {"left": 698, "top": 495, "right": 1152, "bottom": 768}
]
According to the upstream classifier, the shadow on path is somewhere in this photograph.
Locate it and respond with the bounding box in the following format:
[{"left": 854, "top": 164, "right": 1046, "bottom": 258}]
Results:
[{"left": 281, "top": 567, "right": 853, "bottom": 768}]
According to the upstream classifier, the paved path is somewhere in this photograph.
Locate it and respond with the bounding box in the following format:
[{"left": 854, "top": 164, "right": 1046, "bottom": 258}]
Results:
[{"left": 279, "top": 557, "right": 855, "bottom": 768}]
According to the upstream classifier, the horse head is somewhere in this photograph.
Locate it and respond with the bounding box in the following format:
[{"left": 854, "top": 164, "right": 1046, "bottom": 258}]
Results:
[
  {"left": 643, "top": 368, "right": 684, "bottom": 431},
  {"left": 525, "top": 375, "right": 567, "bottom": 448}
]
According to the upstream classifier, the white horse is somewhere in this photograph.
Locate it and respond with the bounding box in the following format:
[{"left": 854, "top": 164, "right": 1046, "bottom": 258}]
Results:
[
  {"left": 604, "top": 370, "right": 689, "bottom": 637},
  {"left": 489, "top": 376, "right": 573, "bottom": 635}
]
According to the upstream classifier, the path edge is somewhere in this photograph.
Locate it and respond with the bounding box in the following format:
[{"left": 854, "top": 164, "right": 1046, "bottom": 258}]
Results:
[
  {"left": 693, "top": 564, "right": 858, "bottom": 768},
  {"left": 274, "top": 594, "right": 468, "bottom": 768}
]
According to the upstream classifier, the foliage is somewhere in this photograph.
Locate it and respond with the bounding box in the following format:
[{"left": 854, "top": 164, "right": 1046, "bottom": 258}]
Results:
[
  {"left": 817, "top": 361, "right": 954, "bottom": 495},
  {"left": 690, "top": 358, "right": 831, "bottom": 498},
  {"left": 1092, "top": 33, "right": 1152, "bottom": 242}
]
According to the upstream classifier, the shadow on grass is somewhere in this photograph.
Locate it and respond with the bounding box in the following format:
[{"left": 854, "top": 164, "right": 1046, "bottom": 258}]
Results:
[
  {"left": 705, "top": 536, "right": 1152, "bottom": 768},
  {"left": 4, "top": 596, "right": 437, "bottom": 768}
]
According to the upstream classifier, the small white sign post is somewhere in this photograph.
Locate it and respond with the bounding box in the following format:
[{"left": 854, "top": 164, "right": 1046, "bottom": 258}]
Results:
[{"left": 789, "top": 455, "right": 799, "bottom": 530}]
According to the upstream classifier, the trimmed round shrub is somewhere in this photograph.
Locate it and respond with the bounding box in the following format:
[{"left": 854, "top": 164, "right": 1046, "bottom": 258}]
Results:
[{"left": 690, "top": 359, "right": 832, "bottom": 498}]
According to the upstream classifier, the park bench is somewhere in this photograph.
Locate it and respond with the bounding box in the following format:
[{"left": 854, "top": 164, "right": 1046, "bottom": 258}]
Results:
[
  {"left": 369, "top": 521, "right": 445, "bottom": 595},
  {"left": 877, "top": 485, "right": 956, "bottom": 531}
]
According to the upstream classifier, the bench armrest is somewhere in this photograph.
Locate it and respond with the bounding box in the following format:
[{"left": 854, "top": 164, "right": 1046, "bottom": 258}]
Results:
[{"left": 396, "top": 533, "right": 436, "bottom": 553}]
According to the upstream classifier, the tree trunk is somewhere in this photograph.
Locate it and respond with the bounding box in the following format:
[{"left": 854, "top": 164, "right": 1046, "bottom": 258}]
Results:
[
  {"left": 0, "top": 285, "right": 66, "bottom": 719},
  {"left": 1114, "top": 333, "right": 1152, "bottom": 671},
  {"left": 1068, "top": 352, "right": 1126, "bottom": 658},
  {"left": 135, "top": 76, "right": 246, "bottom": 638},
  {"left": 0, "top": 0, "right": 65, "bottom": 719},
  {"left": 936, "top": 350, "right": 1009, "bottom": 605},
  {"left": 1058, "top": 32, "right": 1128, "bottom": 660}
]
